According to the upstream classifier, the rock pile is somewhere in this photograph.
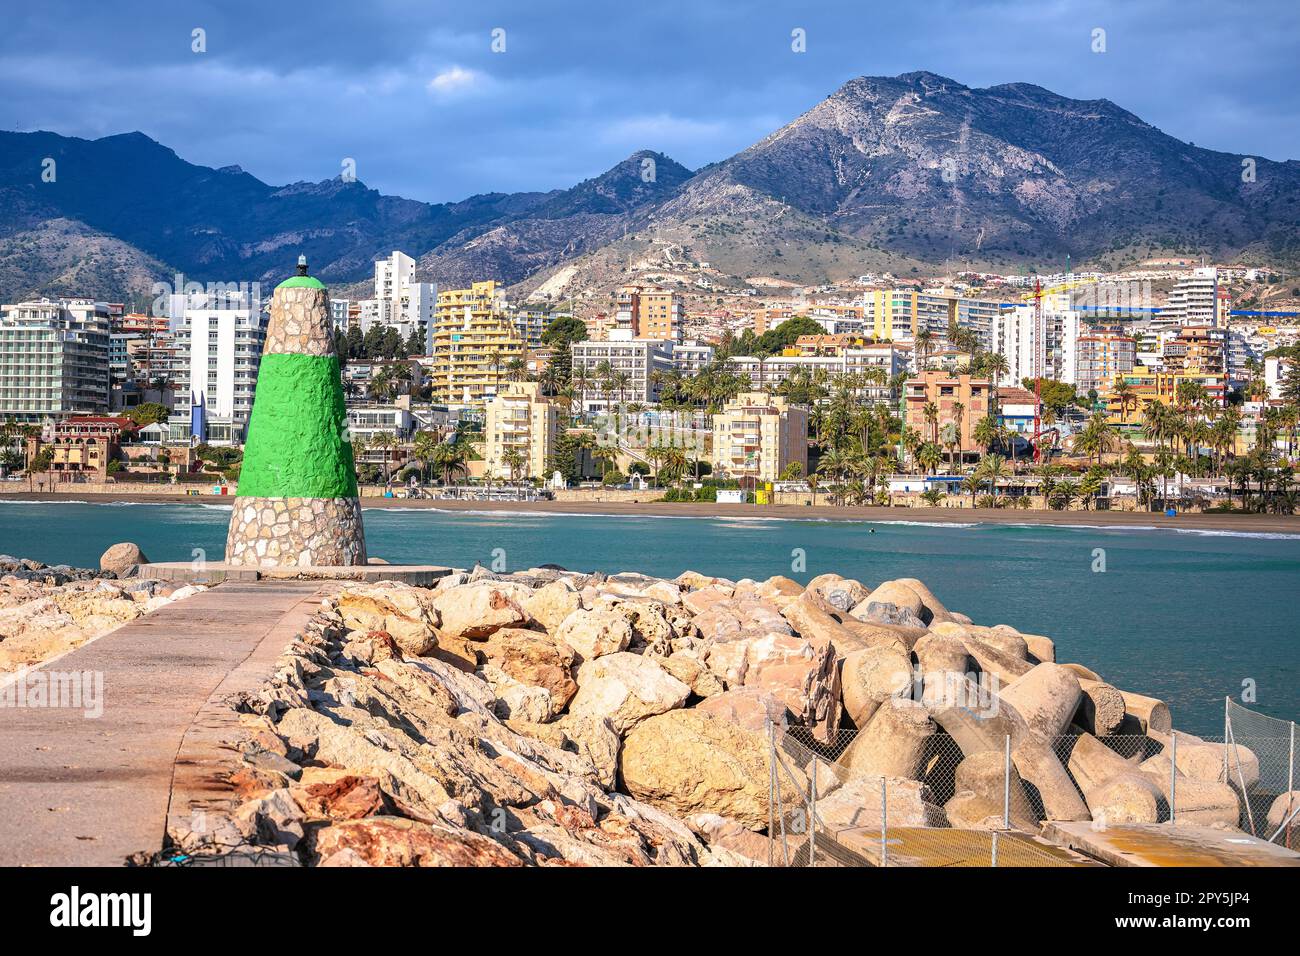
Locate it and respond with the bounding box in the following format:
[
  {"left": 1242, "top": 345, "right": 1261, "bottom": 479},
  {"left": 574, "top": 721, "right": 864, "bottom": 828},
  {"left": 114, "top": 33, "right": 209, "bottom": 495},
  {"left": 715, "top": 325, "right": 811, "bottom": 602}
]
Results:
[
  {"left": 0, "top": 554, "right": 205, "bottom": 672},
  {"left": 177, "top": 566, "right": 1253, "bottom": 866}
]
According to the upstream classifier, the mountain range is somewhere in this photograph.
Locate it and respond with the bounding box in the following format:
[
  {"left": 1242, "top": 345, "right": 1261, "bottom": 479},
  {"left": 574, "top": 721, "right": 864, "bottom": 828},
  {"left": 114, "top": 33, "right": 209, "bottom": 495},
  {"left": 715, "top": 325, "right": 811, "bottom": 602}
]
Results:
[{"left": 1, "top": 71, "right": 1296, "bottom": 305}]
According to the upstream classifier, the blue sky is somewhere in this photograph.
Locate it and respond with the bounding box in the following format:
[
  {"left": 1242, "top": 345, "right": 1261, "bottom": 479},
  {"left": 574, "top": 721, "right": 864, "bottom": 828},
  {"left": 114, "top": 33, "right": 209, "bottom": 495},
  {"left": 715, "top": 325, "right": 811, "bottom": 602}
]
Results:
[{"left": 2, "top": 0, "right": 1296, "bottom": 203}]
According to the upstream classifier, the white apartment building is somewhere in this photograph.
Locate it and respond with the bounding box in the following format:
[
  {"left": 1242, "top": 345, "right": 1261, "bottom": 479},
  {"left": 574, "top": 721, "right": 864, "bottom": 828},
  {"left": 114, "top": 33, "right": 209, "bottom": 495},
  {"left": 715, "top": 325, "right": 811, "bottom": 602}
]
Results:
[
  {"left": 671, "top": 341, "right": 717, "bottom": 376},
  {"left": 993, "top": 295, "right": 1079, "bottom": 387},
  {"left": 169, "top": 290, "right": 267, "bottom": 445},
  {"left": 1163, "top": 268, "right": 1227, "bottom": 328},
  {"left": 356, "top": 251, "right": 438, "bottom": 353},
  {"left": 571, "top": 331, "right": 675, "bottom": 411},
  {"left": 0, "top": 298, "right": 111, "bottom": 421},
  {"left": 727, "top": 344, "right": 908, "bottom": 404}
]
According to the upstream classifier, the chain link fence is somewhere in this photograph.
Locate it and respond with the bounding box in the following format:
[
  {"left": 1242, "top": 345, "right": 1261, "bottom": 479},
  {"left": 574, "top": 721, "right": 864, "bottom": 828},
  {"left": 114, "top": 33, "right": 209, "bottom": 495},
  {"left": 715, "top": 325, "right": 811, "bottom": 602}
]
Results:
[
  {"left": 1225, "top": 699, "right": 1297, "bottom": 846},
  {"left": 768, "top": 700, "right": 1299, "bottom": 865}
]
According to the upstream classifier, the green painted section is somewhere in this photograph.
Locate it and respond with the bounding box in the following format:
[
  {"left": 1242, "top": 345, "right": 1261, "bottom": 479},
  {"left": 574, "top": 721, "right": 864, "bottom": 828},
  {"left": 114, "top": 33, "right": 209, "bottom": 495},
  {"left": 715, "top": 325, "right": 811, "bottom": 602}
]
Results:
[
  {"left": 276, "top": 275, "right": 326, "bottom": 290},
  {"left": 236, "top": 353, "right": 358, "bottom": 498}
]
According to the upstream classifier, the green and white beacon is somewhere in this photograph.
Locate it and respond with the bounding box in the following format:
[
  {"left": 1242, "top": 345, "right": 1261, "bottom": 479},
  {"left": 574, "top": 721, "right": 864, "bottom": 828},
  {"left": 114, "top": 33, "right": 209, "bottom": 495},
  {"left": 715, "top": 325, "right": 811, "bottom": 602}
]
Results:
[{"left": 225, "top": 256, "right": 368, "bottom": 566}]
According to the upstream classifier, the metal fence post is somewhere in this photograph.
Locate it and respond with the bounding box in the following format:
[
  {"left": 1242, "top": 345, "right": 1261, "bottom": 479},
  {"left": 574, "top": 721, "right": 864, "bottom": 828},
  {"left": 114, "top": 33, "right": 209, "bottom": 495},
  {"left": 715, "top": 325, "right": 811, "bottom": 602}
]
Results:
[
  {"left": 880, "top": 776, "right": 888, "bottom": 868},
  {"left": 1169, "top": 733, "right": 1177, "bottom": 825},
  {"left": 1222, "top": 696, "right": 1230, "bottom": 782},
  {"left": 1290, "top": 721, "right": 1296, "bottom": 799},
  {"left": 767, "top": 719, "right": 775, "bottom": 867},
  {"left": 809, "top": 757, "right": 817, "bottom": 868},
  {"left": 1003, "top": 734, "right": 1011, "bottom": 829},
  {"left": 991, "top": 829, "right": 999, "bottom": 868}
]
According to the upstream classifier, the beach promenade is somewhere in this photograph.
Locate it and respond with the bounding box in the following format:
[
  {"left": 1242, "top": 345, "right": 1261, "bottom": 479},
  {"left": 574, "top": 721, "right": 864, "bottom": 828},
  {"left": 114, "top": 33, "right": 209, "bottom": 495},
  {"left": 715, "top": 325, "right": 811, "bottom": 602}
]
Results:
[{"left": 0, "top": 580, "right": 328, "bottom": 866}]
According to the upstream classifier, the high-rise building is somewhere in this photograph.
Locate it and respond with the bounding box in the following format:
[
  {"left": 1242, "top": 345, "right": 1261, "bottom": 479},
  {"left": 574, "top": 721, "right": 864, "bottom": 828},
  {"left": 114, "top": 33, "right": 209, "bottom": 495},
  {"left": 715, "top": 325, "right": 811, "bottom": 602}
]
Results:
[
  {"left": 0, "top": 298, "right": 111, "bottom": 422},
  {"left": 1076, "top": 331, "right": 1137, "bottom": 398},
  {"left": 483, "top": 381, "right": 561, "bottom": 481},
  {"left": 616, "top": 285, "right": 682, "bottom": 341},
  {"left": 369, "top": 251, "right": 437, "bottom": 353},
  {"left": 1163, "top": 268, "right": 1228, "bottom": 328},
  {"left": 169, "top": 289, "right": 267, "bottom": 444},
  {"left": 711, "top": 392, "right": 808, "bottom": 482},
  {"left": 903, "top": 370, "right": 993, "bottom": 462},
  {"left": 993, "top": 296, "right": 1080, "bottom": 387},
  {"left": 430, "top": 281, "right": 525, "bottom": 408},
  {"left": 864, "top": 289, "right": 1000, "bottom": 350}
]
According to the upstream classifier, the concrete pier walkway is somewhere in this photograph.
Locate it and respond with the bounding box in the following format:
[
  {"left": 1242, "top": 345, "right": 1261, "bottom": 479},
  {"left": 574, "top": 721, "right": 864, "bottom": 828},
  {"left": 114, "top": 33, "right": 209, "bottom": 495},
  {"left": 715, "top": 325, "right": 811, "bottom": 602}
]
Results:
[{"left": 0, "top": 581, "right": 327, "bottom": 866}]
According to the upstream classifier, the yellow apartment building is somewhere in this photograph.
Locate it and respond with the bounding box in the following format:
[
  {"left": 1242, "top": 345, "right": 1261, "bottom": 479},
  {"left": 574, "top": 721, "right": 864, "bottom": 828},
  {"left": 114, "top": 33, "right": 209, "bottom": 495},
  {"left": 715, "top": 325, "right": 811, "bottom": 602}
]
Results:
[
  {"left": 431, "top": 281, "right": 525, "bottom": 407},
  {"left": 710, "top": 392, "right": 808, "bottom": 482},
  {"left": 483, "top": 380, "right": 561, "bottom": 481}
]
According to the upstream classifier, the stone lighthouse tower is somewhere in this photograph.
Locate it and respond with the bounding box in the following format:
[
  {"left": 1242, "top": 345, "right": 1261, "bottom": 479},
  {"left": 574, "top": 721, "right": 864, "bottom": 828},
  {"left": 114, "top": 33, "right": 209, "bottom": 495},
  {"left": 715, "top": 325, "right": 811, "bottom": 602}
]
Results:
[{"left": 225, "top": 258, "right": 367, "bottom": 566}]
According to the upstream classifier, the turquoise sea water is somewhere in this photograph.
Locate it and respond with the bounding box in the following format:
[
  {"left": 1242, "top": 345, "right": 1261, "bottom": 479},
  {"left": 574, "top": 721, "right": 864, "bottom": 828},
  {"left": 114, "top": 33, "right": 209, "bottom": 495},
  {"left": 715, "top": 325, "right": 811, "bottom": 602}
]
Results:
[{"left": 2, "top": 500, "right": 1297, "bottom": 735}]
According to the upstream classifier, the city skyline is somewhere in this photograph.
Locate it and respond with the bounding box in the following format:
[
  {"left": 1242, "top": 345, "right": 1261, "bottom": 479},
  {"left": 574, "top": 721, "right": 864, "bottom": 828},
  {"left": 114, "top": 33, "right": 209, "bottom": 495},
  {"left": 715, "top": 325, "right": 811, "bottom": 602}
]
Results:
[{"left": 2, "top": 0, "right": 1298, "bottom": 204}]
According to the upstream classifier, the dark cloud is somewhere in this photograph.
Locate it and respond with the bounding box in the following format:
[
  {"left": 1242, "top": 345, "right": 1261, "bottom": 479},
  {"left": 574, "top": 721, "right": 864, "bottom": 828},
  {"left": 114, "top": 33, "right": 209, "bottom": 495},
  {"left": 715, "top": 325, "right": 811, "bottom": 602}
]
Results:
[{"left": 2, "top": 0, "right": 1295, "bottom": 203}]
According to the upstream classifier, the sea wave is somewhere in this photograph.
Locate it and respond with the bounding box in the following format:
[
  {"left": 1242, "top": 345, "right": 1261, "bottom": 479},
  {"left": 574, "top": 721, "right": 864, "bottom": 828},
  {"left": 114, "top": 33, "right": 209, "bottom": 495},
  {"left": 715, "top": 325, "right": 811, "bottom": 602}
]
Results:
[{"left": 994, "top": 521, "right": 1300, "bottom": 540}]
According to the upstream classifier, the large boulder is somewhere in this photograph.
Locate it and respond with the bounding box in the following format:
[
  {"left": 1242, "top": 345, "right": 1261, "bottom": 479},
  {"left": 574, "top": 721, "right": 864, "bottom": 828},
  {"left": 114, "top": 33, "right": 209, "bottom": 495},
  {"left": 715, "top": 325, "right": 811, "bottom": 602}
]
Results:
[
  {"left": 99, "top": 542, "right": 148, "bottom": 574},
  {"left": 567, "top": 652, "right": 690, "bottom": 735},
  {"left": 560, "top": 711, "right": 621, "bottom": 790},
  {"left": 338, "top": 583, "right": 439, "bottom": 657},
  {"left": 742, "top": 630, "right": 841, "bottom": 739},
  {"left": 522, "top": 580, "right": 582, "bottom": 634},
  {"left": 806, "top": 573, "right": 870, "bottom": 612},
  {"left": 695, "top": 688, "right": 789, "bottom": 734},
  {"left": 621, "top": 709, "right": 803, "bottom": 829},
  {"left": 816, "top": 773, "right": 943, "bottom": 832},
  {"left": 1266, "top": 792, "right": 1300, "bottom": 833},
  {"left": 1075, "top": 679, "right": 1127, "bottom": 737},
  {"left": 852, "top": 580, "right": 925, "bottom": 621},
  {"left": 310, "top": 816, "right": 523, "bottom": 866},
  {"left": 1141, "top": 770, "right": 1241, "bottom": 828},
  {"left": 1087, "top": 773, "right": 1164, "bottom": 825},
  {"left": 891, "top": 578, "right": 955, "bottom": 625},
  {"left": 430, "top": 583, "right": 531, "bottom": 639},
  {"left": 1117, "top": 689, "right": 1172, "bottom": 734},
  {"left": 944, "top": 750, "right": 1037, "bottom": 831},
  {"left": 554, "top": 608, "right": 633, "bottom": 661},
  {"left": 658, "top": 653, "right": 725, "bottom": 698},
  {"left": 478, "top": 628, "right": 578, "bottom": 721}
]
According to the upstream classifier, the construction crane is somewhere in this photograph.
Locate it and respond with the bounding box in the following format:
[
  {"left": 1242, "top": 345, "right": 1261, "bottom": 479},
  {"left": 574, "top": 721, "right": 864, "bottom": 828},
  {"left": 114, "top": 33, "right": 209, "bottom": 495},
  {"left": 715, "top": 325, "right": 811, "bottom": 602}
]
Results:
[{"left": 1031, "top": 279, "right": 1043, "bottom": 461}]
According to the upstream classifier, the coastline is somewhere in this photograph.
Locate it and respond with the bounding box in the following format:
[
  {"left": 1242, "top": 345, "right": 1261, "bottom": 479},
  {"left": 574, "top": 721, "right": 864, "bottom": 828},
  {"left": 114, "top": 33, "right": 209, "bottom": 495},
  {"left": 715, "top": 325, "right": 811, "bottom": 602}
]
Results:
[{"left": 4, "top": 490, "right": 1299, "bottom": 533}]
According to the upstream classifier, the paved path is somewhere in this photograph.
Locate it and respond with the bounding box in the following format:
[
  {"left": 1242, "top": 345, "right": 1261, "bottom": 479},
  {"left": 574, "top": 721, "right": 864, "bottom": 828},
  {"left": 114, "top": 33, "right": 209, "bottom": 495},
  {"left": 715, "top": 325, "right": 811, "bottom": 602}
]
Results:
[
  {"left": 1043, "top": 821, "right": 1300, "bottom": 866},
  {"left": 0, "top": 581, "right": 327, "bottom": 866}
]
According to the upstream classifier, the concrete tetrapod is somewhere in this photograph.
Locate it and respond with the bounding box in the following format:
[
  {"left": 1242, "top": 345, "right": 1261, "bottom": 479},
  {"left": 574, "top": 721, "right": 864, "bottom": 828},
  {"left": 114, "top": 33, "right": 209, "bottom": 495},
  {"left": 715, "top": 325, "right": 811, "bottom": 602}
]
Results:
[
  {"left": 944, "top": 750, "right": 1038, "bottom": 831},
  {"left": 999, "top": 663, "right": 1084, "bottom": 739},
  {"left": 839, "top": 697, "right": 935, "bottom": 779},
  {"left": 1074, "top": 679, "right": 1127, "bottom": 737},
  {"left": 839, "top": 645, "right": 912, "bottom": 728}
]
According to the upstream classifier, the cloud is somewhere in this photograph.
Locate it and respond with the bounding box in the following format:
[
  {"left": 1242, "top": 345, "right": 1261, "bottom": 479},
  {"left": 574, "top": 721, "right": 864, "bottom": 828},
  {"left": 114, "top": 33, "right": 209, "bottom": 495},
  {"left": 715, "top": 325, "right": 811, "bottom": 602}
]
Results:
[
  {"left": 427, "top": 66, "right": 487, "bottom": 97},
  {"left": 0, "top": 0, "right": 1295, "bottom": 203}
]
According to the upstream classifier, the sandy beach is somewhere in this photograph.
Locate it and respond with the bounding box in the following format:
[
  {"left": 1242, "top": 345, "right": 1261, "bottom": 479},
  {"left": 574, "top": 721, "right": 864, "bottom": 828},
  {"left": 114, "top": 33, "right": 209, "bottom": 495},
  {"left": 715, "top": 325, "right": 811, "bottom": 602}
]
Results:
[{"left": 3, "top": 490, "right": 1298, "bottom": 533}]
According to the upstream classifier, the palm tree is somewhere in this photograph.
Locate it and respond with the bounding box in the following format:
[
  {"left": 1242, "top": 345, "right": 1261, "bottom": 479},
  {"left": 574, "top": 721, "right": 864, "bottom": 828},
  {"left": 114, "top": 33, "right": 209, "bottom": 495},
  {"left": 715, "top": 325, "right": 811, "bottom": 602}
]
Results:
[
  {"left": 950, "top": 401, "right": 965, "bottom": 467},
  {"left": 1113, "top": 379, "right": 1136, "bottom": 424},
  {"left": 922, "top": 401, "right": 939, "bottom": 445},
  {"left": 370, "top": 432, "right": 398, "bottom": 483},
  {"left": 432, "top": 438, "right": 470, "bottom": 485},
  {"left": 502, "top": 448, "right": 527, "bottom": 483},
  {"left": 916, "top": 441, "right": 943, "bottom": 476},
  {"left": 979, "top": 453, "right": 1006, "bottom": 501},
  {"left": 411, "top": 430, "right": 440, "bottom": 483}
]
